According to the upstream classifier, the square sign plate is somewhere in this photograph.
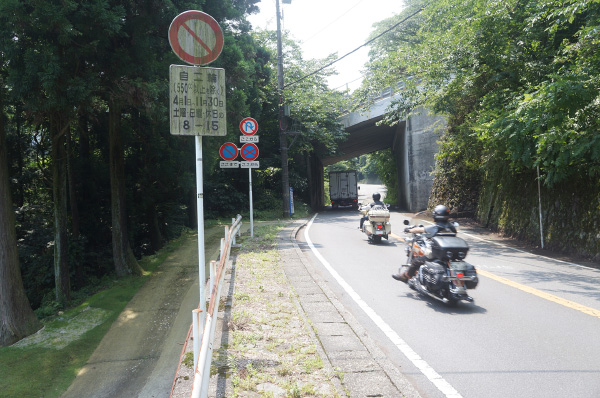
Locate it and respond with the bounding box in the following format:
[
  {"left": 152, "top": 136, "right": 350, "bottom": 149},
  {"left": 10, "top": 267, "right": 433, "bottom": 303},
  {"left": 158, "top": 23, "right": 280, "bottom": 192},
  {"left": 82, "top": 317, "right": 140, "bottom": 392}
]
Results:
[{"left": 170, "top": 65, "right": 226, "bottom": 136}]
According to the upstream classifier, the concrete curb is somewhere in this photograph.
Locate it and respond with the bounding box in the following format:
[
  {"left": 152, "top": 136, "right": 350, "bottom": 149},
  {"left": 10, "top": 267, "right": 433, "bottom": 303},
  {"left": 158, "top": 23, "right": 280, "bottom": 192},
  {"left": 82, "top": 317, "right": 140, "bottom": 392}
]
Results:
[
  {"left": 282, "top": 220, "right": 422, "bottom": 398},
  {"left": 172, "top": 219, "right": 422, "bottom": 397}
]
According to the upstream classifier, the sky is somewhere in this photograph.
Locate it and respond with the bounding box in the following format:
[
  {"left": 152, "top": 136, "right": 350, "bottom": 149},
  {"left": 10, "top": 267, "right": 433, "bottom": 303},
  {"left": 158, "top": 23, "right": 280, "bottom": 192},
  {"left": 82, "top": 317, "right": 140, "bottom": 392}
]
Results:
[{"left": 246, "top": 0, "right": 406, "bottom": 91}]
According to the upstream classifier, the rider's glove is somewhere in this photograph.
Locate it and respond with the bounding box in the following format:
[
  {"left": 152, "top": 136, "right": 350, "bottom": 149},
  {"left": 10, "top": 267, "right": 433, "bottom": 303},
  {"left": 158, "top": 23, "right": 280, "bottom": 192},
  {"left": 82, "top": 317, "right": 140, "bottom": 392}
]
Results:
[{"left": 404, "top": 227, "right": 411, "bottom": 233}]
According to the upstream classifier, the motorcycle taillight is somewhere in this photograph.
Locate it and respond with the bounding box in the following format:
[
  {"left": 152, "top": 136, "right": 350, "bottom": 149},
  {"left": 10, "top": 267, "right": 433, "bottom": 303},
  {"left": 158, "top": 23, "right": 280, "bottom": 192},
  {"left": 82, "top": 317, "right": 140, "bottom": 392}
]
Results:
[{"left": 377, "top": 225, "right": 382, "bottom": 230}]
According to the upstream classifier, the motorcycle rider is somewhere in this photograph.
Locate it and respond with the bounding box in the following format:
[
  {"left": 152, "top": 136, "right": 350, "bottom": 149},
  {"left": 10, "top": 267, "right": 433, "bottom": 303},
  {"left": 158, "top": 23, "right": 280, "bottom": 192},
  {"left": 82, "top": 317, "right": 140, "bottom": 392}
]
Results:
[
  {"left": 359, "top": 192, "right": 385, "bottom": 230},
  {"left": 391, "top": 204, "right": 456, "bottom": 282}
]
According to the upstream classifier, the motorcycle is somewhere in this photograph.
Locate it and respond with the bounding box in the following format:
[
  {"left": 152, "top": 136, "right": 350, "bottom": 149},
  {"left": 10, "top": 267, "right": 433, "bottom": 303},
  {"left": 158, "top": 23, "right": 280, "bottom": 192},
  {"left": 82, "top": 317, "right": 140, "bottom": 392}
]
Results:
[
  {"left": 399, "top": 219, "right": 478, "bottom": 305},
  {"left": 360, "top": 203, "right": 391, "bottom": 243}
]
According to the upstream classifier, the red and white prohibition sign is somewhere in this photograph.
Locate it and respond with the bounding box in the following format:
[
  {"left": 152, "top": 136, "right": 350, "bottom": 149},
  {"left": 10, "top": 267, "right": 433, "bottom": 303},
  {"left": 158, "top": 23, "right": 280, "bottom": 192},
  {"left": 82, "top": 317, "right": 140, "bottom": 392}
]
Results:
[
  {"left": 169, "top": 10, "right": 224, "bottom": 65},
  {"left": 240, "top": 143, "right": 259, "bottom": 161},
  {"left": 239, "top": 117, "right": 259, "bottom": 136}
]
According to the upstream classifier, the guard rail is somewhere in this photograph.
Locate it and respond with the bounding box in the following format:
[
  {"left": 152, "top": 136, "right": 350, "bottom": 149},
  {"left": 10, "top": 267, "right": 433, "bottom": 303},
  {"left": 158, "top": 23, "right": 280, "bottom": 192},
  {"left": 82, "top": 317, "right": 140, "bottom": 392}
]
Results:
[{"left": 190, "top": 215, "right": 242, "bottom": 398}]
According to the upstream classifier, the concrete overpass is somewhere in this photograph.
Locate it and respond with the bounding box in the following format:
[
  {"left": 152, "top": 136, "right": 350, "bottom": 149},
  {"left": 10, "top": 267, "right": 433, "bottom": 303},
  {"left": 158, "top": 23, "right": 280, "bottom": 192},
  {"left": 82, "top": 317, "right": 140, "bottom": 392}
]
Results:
[{"left": 307, "top": 90, "right": 446, "bottom": 212}]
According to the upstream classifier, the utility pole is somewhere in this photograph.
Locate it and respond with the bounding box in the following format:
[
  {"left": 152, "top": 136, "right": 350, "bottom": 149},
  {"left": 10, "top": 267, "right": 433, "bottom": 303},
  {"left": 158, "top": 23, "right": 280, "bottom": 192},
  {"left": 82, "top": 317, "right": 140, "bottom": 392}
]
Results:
[{"left": 276, "top": 0, "right": 290, "bottom": 218}]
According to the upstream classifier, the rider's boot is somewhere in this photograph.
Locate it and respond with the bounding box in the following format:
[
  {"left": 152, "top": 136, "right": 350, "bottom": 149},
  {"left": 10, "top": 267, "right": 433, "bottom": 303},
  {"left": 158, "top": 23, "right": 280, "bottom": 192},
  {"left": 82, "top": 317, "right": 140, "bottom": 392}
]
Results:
[{"left": 391, "top": 266, "right": 409, "bottom": 282}]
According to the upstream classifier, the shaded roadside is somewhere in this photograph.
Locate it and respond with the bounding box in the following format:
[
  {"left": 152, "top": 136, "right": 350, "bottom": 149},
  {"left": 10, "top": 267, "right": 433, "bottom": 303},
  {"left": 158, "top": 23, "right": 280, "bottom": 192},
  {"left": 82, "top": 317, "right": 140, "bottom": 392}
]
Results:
[{"left": 61, "top": 226, "right": 224, "bottom": 398}]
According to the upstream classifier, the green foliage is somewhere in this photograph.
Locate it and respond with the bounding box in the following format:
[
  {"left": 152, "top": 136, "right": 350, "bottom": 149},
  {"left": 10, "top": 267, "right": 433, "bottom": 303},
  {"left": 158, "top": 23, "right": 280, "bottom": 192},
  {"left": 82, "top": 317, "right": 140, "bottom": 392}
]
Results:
[
  {"left": 369, "top": 149, "right": 398, "bottom": 204},
  {"left": 355, "top": 0, "right": 600, "bottom": 254},
  {"left": 0, "top": 0, "right": 296, "bottom": 313},
  {"left": 357, "top": 155, "right": 380, "bottom": 183},
  {"left": 253, "top": 29, "right": 350, "bottom": 158},
  {"left": 381, "top": 0, "right": 600, "bottom": 187}
]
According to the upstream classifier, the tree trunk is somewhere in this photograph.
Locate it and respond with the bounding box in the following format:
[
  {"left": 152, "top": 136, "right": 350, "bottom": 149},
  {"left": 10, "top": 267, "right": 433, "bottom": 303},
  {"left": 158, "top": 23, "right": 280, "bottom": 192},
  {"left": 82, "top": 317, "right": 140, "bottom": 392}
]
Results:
[
  {"left": 108, "top": 99, "right": 142, "bottom": 276},
  {"left": 14, "top": 105, "right": 25, "bottom": 211},
  {"left": 67, "top": 128, "right": 80, "bottom": 239},
  {"left": 51, "top": 115, "right": 71, "bottom": 305},
  {"left": 0, "top": 106, "right": 42, "bottom": 347},
  {"left": 67, "top": 126, "right": 84, "bottom": 288},
  {"left": 147, "top": 205, "right": 163, "bottom": 252}
]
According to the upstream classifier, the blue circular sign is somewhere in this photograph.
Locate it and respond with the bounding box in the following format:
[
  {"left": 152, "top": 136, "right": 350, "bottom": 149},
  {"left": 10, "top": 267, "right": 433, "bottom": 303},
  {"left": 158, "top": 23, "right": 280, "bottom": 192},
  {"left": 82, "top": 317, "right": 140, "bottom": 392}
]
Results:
[
  {"left": 240, "top": 143, "right": 259, "bottom": 161},
  {"left": 219, "top": 142, "right": 238, "bottom": 161}
]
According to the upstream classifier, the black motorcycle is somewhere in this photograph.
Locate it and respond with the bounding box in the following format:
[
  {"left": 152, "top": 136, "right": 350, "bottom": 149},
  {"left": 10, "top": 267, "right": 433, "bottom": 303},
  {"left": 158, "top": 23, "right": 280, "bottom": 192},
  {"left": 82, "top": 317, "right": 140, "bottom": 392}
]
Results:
[{"left": 400, "top": 220, "right": 478, "bottom": 305}]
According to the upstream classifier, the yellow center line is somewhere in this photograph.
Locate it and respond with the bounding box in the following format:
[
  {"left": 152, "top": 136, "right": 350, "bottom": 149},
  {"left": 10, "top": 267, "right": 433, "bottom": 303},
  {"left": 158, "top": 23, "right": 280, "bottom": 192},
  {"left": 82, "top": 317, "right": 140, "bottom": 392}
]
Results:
[
  {"left": 389, "top": 229, "right": 599, "bottom": 319},
  {"left": 390, "top": 232, "right": 405, "bottom": 242},
  {"left": 477, "top": 269, "right": 600, "bottom": 319}
]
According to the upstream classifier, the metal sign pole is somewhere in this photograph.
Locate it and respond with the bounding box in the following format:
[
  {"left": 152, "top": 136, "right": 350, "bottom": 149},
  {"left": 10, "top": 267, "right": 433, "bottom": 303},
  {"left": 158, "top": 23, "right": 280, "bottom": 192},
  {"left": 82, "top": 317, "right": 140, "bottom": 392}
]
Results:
[
  {"left": 196, "top": 136, "right": 206, "bottom": 312},
  {"left": 249, "top": 168, "right": 254, "bottom": 237},
  {"left": 537, "top": 165, "right": 544, "bottom": 249}
]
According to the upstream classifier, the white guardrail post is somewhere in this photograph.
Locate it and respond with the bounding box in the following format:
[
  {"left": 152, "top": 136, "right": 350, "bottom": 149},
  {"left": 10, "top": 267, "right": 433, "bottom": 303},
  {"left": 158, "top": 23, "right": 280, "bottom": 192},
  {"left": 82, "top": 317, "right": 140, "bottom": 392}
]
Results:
[
  {"left": 191, "top": 214, "right": 242, "bottom": 398},
  {"left": 192, "top": 309, "right": 203, "bottom": 370}
]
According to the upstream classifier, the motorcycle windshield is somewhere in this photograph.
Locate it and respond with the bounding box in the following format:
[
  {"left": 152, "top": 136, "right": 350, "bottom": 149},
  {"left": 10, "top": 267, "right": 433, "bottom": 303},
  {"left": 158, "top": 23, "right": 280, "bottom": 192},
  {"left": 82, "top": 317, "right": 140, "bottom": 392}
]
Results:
[{"left": 406, "top": 211, "right": 428, "bottom": 229}]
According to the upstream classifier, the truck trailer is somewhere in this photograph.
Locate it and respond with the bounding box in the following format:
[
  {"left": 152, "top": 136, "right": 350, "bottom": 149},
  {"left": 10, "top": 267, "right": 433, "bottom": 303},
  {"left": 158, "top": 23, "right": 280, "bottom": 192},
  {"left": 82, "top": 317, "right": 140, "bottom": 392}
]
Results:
[{"left": 329, "top": 170, "right": 359, "bottom": 209}]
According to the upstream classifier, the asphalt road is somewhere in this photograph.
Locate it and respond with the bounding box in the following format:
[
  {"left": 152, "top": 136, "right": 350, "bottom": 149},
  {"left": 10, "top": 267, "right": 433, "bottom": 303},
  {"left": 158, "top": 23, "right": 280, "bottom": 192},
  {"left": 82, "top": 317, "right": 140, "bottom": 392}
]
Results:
[{"left": 299, "top": 184, "right": 600, "bottom": 398}]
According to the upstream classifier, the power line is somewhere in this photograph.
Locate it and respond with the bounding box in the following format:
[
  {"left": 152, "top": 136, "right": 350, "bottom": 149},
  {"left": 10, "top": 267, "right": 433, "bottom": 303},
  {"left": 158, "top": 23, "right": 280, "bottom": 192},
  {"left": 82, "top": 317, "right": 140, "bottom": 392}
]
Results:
[
  {"left": 332, "top": 74, "right": 365, "bottom": 91},
  {"left": 301, "top": 0, "right": 366, "bottom": 45},
  {"left": 283, "top": 6, "right": 425, "bottom": 89}
]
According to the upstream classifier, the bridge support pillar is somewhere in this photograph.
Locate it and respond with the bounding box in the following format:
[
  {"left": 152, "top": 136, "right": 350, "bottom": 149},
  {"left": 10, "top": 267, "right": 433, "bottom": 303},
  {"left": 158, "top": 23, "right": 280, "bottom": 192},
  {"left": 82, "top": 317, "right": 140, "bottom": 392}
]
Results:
[{"left": 393, "top": 107, "right": 445, "bottom": 212}]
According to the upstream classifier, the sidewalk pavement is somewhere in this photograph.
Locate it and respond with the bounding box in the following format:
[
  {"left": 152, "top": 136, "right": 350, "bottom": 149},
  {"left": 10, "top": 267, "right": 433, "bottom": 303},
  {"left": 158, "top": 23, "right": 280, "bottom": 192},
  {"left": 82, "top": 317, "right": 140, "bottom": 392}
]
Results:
[
  {"left": 277, "top": 221, "right": 421, "bottom": 398},
  {"left": 171, "top": 220, "right": 421, "bottom": 398}
]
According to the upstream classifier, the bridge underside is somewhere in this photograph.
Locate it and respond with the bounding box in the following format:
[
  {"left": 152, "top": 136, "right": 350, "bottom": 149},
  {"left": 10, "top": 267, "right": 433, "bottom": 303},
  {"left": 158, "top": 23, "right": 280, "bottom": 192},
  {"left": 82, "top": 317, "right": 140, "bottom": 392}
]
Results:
[
  {"left": 321, "top": 115, "right": 399, "bottom": 166},
  {"left": 308, "top": 107, "right": 444, "bottom": 212}
]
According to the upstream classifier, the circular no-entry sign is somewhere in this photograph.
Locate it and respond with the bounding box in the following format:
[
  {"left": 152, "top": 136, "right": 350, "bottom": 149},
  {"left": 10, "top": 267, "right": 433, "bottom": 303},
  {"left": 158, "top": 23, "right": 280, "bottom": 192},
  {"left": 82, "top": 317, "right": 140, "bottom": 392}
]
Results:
[
  {"left": 169, "top": 10, "right": 224, "bottom": 65},
  {"left": 219, "top": 142, "right": 239, "bottom": 161},
  {"left": 240, "top": 143, "right": 259, "bottom": 161},
  {"left": 239, "top": 117, "right": 258, "bottom": 136}
]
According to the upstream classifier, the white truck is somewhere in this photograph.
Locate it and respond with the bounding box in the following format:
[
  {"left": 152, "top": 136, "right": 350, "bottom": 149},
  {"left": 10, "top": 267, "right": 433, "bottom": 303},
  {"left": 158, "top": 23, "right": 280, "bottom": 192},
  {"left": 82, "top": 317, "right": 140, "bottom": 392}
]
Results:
[{"left": 329, "top": 170, "right": 359, "bottom": 209}]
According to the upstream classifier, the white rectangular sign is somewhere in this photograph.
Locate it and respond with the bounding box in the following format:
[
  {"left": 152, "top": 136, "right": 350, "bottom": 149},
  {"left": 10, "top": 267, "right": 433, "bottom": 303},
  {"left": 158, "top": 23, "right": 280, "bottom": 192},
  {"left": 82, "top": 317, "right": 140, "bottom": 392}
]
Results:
[
  {"left": 220, "top": 161, "right": 240, "bottom": 168},
  {"left": 169, "top": 65, "right": 226, "bottom": 136},
  {"left": 240, "top": 136, "right": 259, "bottom": 143},
  {"left": 241, "top": 161, "right": 259, "bottom": 168}
]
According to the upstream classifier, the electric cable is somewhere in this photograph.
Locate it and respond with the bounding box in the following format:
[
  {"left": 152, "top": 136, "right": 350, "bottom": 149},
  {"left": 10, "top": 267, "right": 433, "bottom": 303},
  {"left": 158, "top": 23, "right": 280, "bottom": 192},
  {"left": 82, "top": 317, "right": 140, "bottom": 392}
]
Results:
[
  {"left": 332, "top": 74, "right": 366, "bottom": 91},
  {"left": 283, "top": 5, "right": 425, "bottom": 89},
  {"left": 301, "top": 0, "right": 366, "bottom": 45}
]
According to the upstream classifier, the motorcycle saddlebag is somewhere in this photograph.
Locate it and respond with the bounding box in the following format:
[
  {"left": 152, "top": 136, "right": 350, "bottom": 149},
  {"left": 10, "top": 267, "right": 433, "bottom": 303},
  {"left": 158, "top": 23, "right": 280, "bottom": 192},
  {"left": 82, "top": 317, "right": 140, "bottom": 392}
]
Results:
[
  {"left": 431, "top": 236, "right": 469, "bottom": 261},
  {"left": 421, "top": 261, "right": 445, "bottom": 291},
  {"left": 464, "top": 263, "right": 478, "bottom": 289}
]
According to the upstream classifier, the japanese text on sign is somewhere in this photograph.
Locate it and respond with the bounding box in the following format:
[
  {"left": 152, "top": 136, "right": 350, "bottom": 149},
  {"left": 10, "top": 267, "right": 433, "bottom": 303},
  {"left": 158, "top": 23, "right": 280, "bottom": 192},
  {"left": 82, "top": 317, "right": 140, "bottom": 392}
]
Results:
[
  {"left": 241, "top": 161, "right": 259, "bottom": 168},
  {"left": 169, "top": 65, "right": 226, "bottom": 136},
  {"left": 220, "top": 161, "right": 240, "bottom": 168}
]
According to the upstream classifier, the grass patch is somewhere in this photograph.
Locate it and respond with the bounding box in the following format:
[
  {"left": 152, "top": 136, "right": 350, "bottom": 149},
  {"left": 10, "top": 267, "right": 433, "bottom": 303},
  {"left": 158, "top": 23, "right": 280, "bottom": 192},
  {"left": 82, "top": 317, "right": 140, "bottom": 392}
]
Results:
[
  {"left": 226, "top": 222, "right": 344, "bottom": 398},
  {"left": 0, "top": 308, "right": 119, "bottom": 398},
  {"left": 0, "top": 229, "right": 195, "bottom": 398}
]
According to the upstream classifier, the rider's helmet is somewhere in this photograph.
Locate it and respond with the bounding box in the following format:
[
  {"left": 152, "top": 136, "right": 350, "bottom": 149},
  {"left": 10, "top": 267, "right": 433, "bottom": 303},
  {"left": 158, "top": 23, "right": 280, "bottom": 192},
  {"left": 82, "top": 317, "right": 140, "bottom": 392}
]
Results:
[
  {"left": 432, "top": 204, "right": 450, "bottom": 222},
  {"left": 372, "top": 192, "right": 381, "bottom": 201}
]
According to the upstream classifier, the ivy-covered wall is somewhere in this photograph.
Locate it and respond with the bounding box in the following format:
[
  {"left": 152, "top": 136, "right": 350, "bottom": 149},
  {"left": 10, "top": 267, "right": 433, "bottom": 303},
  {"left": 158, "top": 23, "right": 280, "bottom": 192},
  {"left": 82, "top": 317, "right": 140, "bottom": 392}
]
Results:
[
  {"left": 476, "top": 168, "right": 600, "bottom": 261},
  {"left": 428, "top": 130, "right": 600, "bottom": 261}
]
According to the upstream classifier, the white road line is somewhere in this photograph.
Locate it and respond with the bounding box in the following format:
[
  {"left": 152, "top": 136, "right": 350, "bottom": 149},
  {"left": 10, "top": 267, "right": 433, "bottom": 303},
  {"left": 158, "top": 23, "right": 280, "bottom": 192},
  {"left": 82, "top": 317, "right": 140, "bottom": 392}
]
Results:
[{"left": 305, "top": 213, "right": 463, "bottom": 398}]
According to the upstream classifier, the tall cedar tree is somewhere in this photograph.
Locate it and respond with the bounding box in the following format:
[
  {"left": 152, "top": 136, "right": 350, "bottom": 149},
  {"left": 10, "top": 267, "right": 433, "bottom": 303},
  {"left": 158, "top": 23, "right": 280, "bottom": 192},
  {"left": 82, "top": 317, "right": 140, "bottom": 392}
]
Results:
[{"left": 0, "top": 84, "right": 42, "bottom": 346}]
